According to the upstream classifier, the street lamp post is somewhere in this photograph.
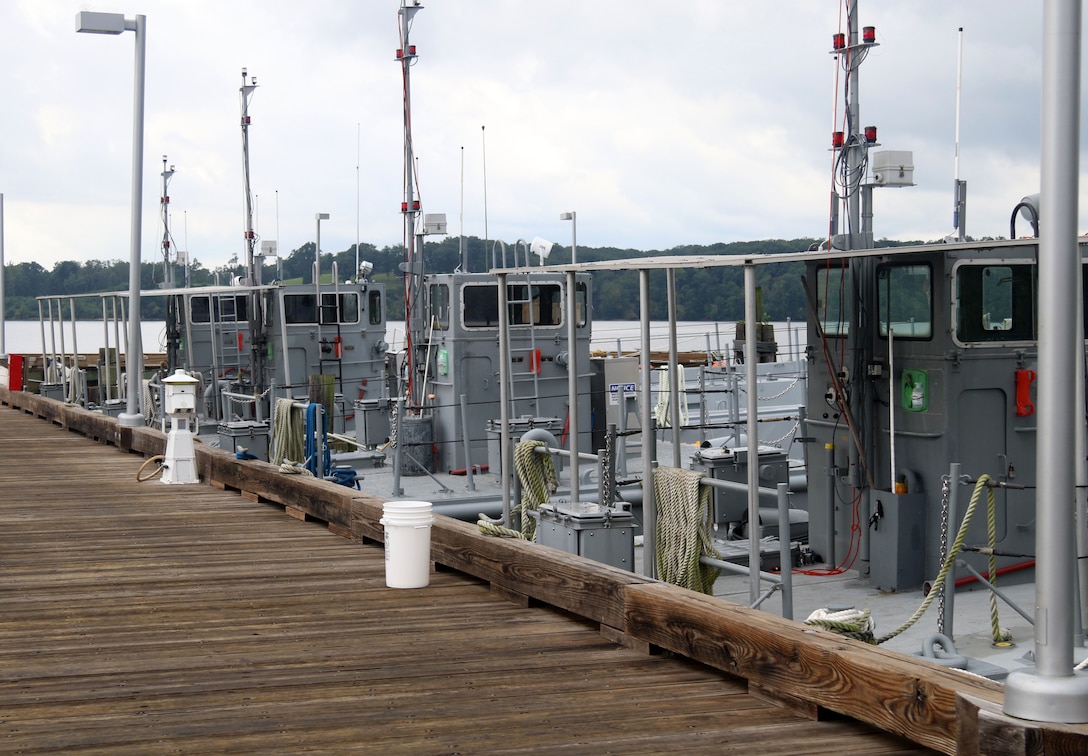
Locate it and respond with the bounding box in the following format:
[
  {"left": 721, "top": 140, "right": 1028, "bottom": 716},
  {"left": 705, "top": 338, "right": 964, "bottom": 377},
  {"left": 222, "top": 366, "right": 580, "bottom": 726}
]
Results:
[
  {"left": 76, "top": 11, "right": 147, "bottom": 427},
  {"left": 560, "top": 211, "right": 577, "bottom": 264}
]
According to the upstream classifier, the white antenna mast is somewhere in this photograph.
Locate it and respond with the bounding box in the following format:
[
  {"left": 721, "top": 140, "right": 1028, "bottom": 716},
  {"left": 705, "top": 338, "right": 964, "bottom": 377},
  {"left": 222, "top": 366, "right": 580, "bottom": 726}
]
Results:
[
  {"left": 459, "top": 145, "right": 464, "bottom": 271},
  {"left": 953, "top": 27, "right": 967, "bottom": 241},
  {"left": 356, "top": 122, "right": 361, "bottom": 281}
]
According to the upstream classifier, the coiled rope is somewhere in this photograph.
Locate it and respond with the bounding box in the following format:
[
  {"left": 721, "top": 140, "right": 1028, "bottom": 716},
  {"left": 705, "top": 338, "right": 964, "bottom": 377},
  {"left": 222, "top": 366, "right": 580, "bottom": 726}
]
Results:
[
  {"left": 653, "top": 466, "right": 720, "bottom": 594},
  {"left": 271, "top": 398, "right": 305, "bottom": 467},
  {"left": 476, "top": 514, "right": 527, "bottom": 539},
  {"left": 804, "top": 607, "right": 875, "bottom": 643},
  {"left": 278, "top": 460, "right": 314, "bottom": 476},
  {"left": 513, "top": 440, "right": 557, "bottom": 541}
]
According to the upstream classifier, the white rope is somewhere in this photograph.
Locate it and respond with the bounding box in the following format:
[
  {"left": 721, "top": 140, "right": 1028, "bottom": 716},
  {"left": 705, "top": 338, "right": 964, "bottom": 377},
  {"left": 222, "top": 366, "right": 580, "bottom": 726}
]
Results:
[
  {"left": 653, "top": 365, "right": 689, "bottom": 428},
  {"left": 278, "top": 459, "right": 313, "bottom": 476},
  {"left": 804, "top": 607, "right": 875, "bottom": 643}
]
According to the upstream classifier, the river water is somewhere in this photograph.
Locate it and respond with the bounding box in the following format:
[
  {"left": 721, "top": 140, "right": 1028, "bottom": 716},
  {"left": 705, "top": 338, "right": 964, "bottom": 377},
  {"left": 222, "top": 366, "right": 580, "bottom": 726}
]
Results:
[{"left": 2, "top": 319, "right": 807, "bottom": 361}]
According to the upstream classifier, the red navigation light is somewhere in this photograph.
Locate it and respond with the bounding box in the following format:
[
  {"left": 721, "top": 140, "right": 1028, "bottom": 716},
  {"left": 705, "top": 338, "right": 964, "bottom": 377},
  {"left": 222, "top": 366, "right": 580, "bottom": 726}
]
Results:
[
  {"left": 412, "top": 200, "right": 421, "bottom": 211},
  {"left": 832, "top": 32, "right": 846, "bottom": 50},
  {"left": 408, "top": 45, "right": 417, "bottom": 55},
  {"left": 401, "top": 201, "right": 408, "bottom": 212},
  {"left": 396, "top": 49, "right": 404, "bottom": 59},
  {"left": 863, "top": 26, "right": 876, "bottom": 44},
  {"left": 832, "top": 131, "right": 845, "bottom": 149},
  {"left": 864, "top": 126, "right": 877, "bottom": 143}
]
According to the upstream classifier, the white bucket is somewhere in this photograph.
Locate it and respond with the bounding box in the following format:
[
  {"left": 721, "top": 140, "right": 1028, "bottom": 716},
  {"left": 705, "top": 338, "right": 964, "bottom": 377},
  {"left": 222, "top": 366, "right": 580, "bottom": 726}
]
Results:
[{"left": 379, "top": 500, "right": 435, "bottom": 588}]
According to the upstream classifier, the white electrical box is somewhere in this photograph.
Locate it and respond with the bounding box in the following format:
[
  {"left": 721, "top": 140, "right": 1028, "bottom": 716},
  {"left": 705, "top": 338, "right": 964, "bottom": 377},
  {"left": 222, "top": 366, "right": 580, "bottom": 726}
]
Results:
[
  {"left": 423, "top": 213, "right": 447, "bottom": 235},
  {"left": 871, "top": 150, "right": 914, "bottom": 187}
]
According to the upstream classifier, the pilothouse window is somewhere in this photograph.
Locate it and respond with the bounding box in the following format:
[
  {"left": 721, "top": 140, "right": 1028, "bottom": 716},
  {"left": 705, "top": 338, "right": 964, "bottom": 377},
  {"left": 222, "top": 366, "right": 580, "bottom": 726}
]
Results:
[
  {"left": 815, "top": 266, "right": 851, "bottom": 337},
  {"left": 955, "top": 263, "right": 1035, "bottom": 343},
  {"left": 462, "top": 283, "right": 564, "bottom": 329},
  {"left": 189, "top": 295, "right": 248, "bottom": 324},
  {"left": 284, "top": 293, "right": 359, "bottom": 324},
  {"left": 878, "top": 264, "right": 932, "bottom": 339}
]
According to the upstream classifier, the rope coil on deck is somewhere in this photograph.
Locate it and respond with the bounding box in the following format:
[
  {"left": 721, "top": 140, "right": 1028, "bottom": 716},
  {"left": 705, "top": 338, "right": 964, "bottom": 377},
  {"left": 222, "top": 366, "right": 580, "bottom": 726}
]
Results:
[
  {"left": 271, "top": 398, "right": 305, "bottom": 468},
  {"left": 476, "top": 514, "right": 527, "bottom": 539},
  {"left": 804, "top": 607, "right": 875, "bottom": 643},
  {"left": 653, "top": 466, "right": 720, "bottom": 594},
  {"left": 513, "top": 439, "right": 557, "bottom": 541}
]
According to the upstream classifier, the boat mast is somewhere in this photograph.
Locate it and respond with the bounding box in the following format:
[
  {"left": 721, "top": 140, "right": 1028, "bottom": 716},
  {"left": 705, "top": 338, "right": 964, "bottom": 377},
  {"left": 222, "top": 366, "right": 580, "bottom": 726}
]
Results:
[
  {"left": 832, "top": 1, "right": 879, "bottom": 576},
  {"left": 239, "top": 68, "right": 267, "bottom": 392},
  {"left": 161, "top": 155, "right": 180, "bottom": 372},
  {"left": 398, "top": 1, "right": 424, "bottom": 408}
]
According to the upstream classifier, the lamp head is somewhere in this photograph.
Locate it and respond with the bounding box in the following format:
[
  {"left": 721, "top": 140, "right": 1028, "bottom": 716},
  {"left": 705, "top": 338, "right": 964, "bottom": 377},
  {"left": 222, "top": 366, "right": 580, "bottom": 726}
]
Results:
[
  {"left": 530, "top": 237, "right": 554, "bottom": 265},
  {"left": 75, "top": 11, "right": 126, "bottom": 34}
]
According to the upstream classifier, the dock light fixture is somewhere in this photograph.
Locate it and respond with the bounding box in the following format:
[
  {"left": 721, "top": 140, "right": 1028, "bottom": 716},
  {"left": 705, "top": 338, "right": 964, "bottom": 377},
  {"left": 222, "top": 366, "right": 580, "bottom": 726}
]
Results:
[
  {"left": 560, "top": 211, "right": 577, "bottom": 264},
  {"left": 530, "top": 237, "right": 554, "bottom": 266},
  {"left": 315, "top": 212, "right": 330, "bottom": 283},
  {"left": 76, "top": 11, "right": 147, "bottom": 427}
]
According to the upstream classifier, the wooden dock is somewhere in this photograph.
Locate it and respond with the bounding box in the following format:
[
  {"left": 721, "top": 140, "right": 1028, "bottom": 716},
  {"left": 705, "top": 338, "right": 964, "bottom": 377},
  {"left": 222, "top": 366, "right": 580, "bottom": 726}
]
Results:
[{"left": 1, "top": 387, "right": 1086, "bottom": 754}]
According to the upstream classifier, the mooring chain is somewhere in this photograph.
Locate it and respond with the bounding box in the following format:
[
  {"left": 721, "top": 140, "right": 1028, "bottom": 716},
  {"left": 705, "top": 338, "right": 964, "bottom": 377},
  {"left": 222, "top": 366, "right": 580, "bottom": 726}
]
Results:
[
  {"left": 937, "top": 475, "right": 951, "bottom": 633},
  {"left": 737, "top": 375, "right": 801, "bottom": 402},
  {"left": 601, "top": 428, "right": 617, "bottom": 508}
]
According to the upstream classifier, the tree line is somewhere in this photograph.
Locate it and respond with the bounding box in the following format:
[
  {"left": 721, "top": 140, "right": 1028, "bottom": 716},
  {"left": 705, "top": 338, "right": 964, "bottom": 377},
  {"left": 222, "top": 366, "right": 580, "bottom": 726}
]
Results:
[{"left": 2, "top": 236, "right": 828, "bottom": 322}]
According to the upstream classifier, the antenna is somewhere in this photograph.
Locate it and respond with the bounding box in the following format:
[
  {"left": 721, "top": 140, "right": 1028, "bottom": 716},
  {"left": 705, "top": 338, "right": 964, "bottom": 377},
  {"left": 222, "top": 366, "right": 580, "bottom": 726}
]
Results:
[
  {"left": 356, "top": 122, "right": 361, "bottom": 281},
  {"left": 459, "top": 145, "right": 465, "bottom": 272},
  {"left": 482, "top": 125, "right": 488, "bottom": 259},
  {"left": 953, "top": 27, "right": 967, "bottom": 240}
]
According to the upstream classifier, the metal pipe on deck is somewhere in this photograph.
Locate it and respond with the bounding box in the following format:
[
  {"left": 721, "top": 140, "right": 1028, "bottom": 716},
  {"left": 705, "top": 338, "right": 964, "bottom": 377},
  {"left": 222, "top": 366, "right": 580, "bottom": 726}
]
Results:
[
  {"left": 778, "top": 482, "right": 793, "bottom": 620},
  {"left": 667, "top": 269, "right": 681, "bottom": 468},
  {"left": 640, "top": 269, "right": 657, "bottom": 579},
  {"left": 459, "top": 394, "right": 476, "bottom": 492},
  {"left": 566, "top": 269, "right": 580, "bottom": 503},
  {"left": 498, "top": 272, "right": 512, "bottom": 527},
  {"left": 743, "top": 263, "right": 761, "bottom": 606}
]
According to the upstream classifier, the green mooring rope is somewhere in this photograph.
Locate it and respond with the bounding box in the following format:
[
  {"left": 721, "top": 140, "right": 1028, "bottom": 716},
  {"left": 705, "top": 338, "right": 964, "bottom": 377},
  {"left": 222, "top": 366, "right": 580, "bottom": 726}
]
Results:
[
  {"left": 512, "top": 439, "right": 557, "bottom": 541},
  {"left": 653, "top": 466, "right": 720, "bottom": 594},
  {"left": 874, "top": 474, "right": 1009, "bottom": 646}
]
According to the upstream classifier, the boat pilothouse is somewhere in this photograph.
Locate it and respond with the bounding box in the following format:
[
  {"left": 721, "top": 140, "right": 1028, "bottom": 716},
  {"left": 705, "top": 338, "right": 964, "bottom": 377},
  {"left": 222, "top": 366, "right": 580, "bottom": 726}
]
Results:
[
  {"left": 174, "top": 275, "right": 388, "bottom": 431},
  {"left": 802, "top": 237, "right": 1079, "bottom": 593},
  {"left": 407, "top": 262, "right": 593, "bottom": 475},
  {"left": 34, "top": 275, "right": 389, "bottom": 437}
]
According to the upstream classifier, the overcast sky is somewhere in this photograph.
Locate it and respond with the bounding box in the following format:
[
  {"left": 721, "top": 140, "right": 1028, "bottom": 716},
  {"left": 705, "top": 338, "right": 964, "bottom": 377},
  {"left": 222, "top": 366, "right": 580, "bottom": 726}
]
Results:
[{"left": 0, "top": 1, "right": 1071, "bottom": 273}]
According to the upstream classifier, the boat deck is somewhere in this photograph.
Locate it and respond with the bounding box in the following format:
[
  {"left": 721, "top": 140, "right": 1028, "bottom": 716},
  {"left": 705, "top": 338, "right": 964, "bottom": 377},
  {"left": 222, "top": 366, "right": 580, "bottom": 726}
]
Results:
[{"left": 0, "top": 405, "right": 932, "bottom": 753}]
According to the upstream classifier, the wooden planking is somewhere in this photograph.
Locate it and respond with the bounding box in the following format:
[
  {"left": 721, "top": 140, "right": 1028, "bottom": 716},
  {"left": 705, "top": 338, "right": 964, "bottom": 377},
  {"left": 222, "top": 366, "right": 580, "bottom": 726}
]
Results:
[
  {"left": 623, "top": 581, "right": 1028, "bottom": 755},
  {"left": 0, "top": 404, "right": 935, "bottom": 754},
  {"left": 11, "top": 387, "right": 1088, "bottom": 754}
]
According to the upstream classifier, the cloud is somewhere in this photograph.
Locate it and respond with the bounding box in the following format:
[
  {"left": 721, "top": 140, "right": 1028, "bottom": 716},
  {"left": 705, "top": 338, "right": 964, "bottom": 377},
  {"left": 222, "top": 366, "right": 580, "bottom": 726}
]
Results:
[{"left": 0, "top": 0, "right": 1079, "bottom": 273}]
